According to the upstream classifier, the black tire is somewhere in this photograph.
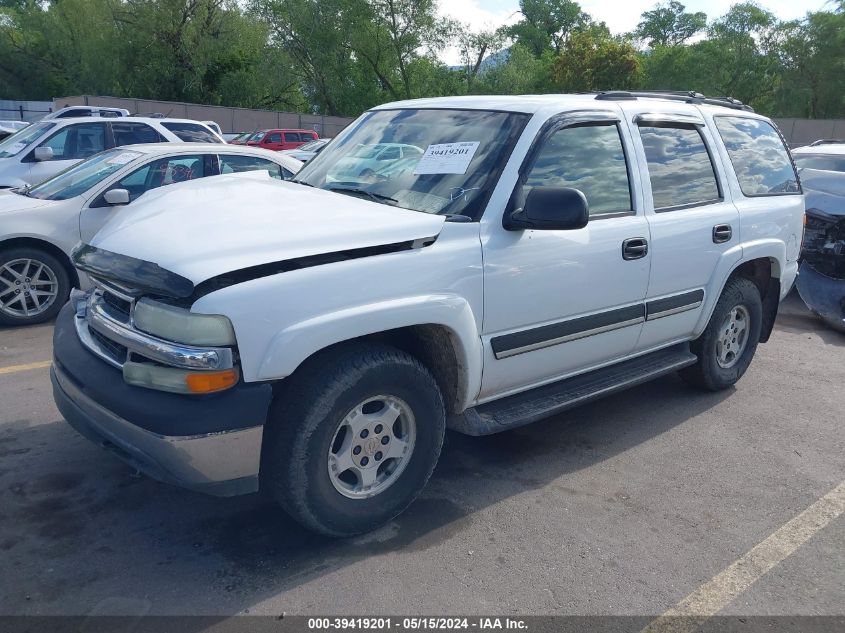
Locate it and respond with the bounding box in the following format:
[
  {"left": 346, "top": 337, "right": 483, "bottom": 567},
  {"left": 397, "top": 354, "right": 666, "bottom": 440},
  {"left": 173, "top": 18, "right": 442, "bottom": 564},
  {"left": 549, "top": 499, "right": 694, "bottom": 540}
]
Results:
[
  {"left": 262, "top": 343, "right": 446, "bottom": 537},
  {"left": 0, "top": 246, "right": 71, "bottom": 327},
  {"left": 680, "top": 276, "right": 763, "bottom": 391}
]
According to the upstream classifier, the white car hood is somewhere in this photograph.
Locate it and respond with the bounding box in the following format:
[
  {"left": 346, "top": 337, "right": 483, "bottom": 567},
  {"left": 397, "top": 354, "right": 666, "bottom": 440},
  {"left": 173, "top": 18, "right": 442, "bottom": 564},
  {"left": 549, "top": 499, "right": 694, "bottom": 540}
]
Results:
[
  {"left": 0, "top": 189, "right": 55, "bottom": 213},
  {"left": 90, "top": 175, "right": 446, "bottom": 285}
]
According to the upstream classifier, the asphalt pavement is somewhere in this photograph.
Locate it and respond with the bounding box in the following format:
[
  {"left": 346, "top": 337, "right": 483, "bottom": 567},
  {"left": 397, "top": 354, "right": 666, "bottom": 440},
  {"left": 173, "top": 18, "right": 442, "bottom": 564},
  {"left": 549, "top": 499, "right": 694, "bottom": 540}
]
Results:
[{"left": 0, "top": 292, "right": 842, "bottom": 617}]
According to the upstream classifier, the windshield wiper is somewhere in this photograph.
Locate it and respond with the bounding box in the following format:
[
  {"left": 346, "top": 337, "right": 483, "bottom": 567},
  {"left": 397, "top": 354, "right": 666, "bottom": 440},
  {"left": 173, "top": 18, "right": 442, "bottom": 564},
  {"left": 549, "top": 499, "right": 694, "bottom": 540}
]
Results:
[{"left": 325, "top": 186, "right": 399, "bottom": 206}]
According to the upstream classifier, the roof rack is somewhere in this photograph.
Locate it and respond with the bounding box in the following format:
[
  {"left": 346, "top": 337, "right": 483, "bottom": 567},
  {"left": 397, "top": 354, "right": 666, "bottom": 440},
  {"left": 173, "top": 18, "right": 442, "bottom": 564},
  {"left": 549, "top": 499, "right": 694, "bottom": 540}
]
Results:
[
  {"left": 809, "top": 139, "right": 845, "bottom": 146},
  {"left": 595, "top": 90, "right": 754, "bottom": 112}
]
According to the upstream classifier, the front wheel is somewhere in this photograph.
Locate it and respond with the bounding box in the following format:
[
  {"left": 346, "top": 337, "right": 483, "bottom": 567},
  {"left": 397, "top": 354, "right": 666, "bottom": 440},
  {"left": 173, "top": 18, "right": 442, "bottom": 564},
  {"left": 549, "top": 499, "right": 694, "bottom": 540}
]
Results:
[
  {"left": 262, "top": 343, "right": 446, "bottom": 537},
  {"left": 0, "top": 247, "right": 70, "bottom": 327},
  {"left": 680, "top": 277, "right": 763, "bottom": 391}
]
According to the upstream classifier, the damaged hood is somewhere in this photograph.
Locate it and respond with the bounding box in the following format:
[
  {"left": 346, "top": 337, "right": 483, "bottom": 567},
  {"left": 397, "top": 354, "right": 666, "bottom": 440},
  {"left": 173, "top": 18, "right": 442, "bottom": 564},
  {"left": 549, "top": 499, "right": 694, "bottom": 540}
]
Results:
[
  {"left": 801, "top": 168, "right": 845, "bottom": 217},
  {"left": 87, "top": 175, "right": 445, "bottom": 287}
]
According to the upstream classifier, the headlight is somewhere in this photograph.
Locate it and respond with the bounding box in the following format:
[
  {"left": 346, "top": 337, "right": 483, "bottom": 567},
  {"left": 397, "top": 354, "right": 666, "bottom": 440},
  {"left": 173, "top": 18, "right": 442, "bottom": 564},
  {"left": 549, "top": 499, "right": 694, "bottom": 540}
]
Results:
[{"left": 133, "top": 298, "right": 236, "bottom": 346}]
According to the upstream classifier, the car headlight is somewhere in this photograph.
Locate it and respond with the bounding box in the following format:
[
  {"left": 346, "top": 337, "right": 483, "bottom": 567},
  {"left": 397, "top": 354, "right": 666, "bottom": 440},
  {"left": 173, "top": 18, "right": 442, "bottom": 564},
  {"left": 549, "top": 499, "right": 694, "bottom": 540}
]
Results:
[{"left": 133, "top": 298, "right": 236, "bottom": 346}]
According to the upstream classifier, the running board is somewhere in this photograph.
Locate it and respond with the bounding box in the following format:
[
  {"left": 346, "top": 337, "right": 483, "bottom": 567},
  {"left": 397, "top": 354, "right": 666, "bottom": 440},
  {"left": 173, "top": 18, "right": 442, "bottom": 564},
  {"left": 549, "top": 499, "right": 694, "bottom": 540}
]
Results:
[{"left": 451, "top": 343, "right": 697, "bottom": 436}]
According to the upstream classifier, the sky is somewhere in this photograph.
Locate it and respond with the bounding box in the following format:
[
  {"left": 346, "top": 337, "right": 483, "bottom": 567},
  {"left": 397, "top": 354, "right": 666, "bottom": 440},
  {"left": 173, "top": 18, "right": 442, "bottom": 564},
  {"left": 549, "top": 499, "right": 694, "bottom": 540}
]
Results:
[{"left": 437, "top": 0, "right": 834, "bottom": 64}]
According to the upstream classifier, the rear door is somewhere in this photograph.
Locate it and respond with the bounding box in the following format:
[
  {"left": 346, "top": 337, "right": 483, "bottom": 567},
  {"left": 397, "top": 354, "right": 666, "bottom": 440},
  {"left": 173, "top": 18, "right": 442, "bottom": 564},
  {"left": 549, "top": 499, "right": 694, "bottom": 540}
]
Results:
[{"left": 620, "top": 103, "right": 741, "bottom": 351}]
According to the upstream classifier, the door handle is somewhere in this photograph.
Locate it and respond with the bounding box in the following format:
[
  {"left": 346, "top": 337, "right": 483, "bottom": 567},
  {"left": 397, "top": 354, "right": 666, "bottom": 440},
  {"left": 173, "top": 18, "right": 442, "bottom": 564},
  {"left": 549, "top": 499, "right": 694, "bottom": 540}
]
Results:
[
  {"left": 622, "top": 237, "right": 649, "bottom": 260},
  {"left": 713, "top": 224, "right": 733, "bottom": 244}
]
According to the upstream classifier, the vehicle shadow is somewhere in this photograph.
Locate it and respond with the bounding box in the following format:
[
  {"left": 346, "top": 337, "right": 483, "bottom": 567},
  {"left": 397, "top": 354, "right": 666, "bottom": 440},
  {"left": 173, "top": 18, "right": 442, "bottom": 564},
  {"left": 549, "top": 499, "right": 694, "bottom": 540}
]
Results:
[{"left": 0, "top": 371, "right": 732, "bottom": 616}]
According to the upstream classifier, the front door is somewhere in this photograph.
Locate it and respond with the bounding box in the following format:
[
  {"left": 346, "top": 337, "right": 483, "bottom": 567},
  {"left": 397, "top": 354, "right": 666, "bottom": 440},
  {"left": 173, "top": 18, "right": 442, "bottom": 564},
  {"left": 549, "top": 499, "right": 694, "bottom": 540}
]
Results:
[{"left": 479, "top": 113, "right": 651, "bottom": 400}]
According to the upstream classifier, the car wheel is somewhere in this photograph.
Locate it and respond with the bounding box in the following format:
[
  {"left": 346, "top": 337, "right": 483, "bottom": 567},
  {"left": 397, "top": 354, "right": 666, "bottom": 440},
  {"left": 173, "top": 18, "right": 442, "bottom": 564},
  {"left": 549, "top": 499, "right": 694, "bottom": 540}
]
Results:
[
  {"left": 0, "top": 247, "right": 70, "bottom": 327},
  {"left": 262, "top": 343, "right": 446, "bottom": 537},
  {"left": 680, "top": 277, "right": 763, "bottom": 391}
]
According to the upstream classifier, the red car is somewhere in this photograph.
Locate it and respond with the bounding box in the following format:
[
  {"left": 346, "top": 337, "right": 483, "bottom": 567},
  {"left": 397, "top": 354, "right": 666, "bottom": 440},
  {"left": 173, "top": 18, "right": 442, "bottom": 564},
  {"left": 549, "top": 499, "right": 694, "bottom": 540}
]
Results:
[{"left": 247, "top": 129, "right": 319, "bottom": 151}]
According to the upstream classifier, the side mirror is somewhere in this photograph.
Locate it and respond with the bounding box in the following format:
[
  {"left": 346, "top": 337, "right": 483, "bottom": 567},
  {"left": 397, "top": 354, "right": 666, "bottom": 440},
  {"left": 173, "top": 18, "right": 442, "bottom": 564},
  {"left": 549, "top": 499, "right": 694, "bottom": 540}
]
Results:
[
  {"left": 33, "top": 146, "right": 54, "bottom": 162},
  {"left": 504, "top": 186, "right": 589, "bottom": 231},
  {"left": 103, "top": 188, "right": 130, "bottom": 205}
]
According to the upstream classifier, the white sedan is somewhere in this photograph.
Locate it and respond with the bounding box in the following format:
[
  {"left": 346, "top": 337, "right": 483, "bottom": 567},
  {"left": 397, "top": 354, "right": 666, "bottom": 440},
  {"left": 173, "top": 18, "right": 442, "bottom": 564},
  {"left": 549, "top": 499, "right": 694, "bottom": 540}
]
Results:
[{"left": 0, "top": 143, "right": 302, "bottom": 326}]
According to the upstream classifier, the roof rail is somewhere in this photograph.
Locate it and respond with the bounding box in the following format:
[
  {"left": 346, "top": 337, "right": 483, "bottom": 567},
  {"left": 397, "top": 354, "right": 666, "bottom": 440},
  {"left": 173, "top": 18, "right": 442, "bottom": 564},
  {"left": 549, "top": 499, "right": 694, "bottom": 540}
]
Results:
[
  {"left": 809, "top": 139, "right": 845, "bottom": 146},
  {"left": 595, "top": 90, "right": 754, "bottom": 112}
]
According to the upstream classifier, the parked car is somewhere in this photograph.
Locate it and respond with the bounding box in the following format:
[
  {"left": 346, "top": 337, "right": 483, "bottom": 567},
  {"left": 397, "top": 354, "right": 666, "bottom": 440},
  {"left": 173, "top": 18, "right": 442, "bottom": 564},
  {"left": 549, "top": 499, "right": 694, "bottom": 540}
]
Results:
[
  {"left": 0, "top": 144, "right": 301, "bottom": 326},
  {"left": 0, "top": 120, "right": 29, "bottom": 141},
  {"left": 228, "top": 132, "right": 254, "bottom": 145},
  {"left": 53, "top": 92, "right": 803, "bottom": 536},
  {"left": 203, "top": 121, "right": 224, "bottom": 137},
  {"left": 0, "top": 116, "right": 223, "bottom": 189},
  {"left": 247, "top": 128, "right": 319, "bottom": 151},
  {"left": 223, "top": 133, "right": 245, "bottom": 143},
  {"left": 45, "top": 106, "right": 130, "bottom": 119},
  {"left": 792, "top": 140, "right": 845, "bottom": 332},
  {"left": 281, "top": 137, "right": 331, "bottom": 163}
]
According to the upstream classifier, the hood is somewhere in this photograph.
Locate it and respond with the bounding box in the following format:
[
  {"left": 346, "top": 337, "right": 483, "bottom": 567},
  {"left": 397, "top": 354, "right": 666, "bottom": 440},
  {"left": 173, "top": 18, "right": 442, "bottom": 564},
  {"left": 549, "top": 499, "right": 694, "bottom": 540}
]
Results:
[
  {"left": 801, "top": 168, "right": 845, "bottom": 217},
  {"left": 89, "top": 174, "right": 445, "bottom": 286},
  {"left": 0, "top": 188, "right": 55, "bottom": 213}
]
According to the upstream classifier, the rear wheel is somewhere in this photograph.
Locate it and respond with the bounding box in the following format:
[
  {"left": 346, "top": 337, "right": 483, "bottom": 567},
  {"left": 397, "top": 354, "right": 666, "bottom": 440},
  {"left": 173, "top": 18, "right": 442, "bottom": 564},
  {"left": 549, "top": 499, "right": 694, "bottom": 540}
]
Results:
[
  {"left": 680, "top": 277, "right": 763, "bottom": 391},
  {"left": 262, "top": 343, "right": 445, "bottom": 537},
  {"left": 0, "top": 247, "right": 70, "bottom": 327}
]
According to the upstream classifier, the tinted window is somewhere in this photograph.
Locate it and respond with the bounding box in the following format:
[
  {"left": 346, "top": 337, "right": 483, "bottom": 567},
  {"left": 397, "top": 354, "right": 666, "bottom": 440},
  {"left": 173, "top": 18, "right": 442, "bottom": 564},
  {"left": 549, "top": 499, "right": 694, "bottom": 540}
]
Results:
[
  {"left": 284, "top": 132, "right": 300, "bottom": 142},
  {"left": 112, "top": 122, "right": 165, "bottom": 146},
  {"left": 219, "top": 154, "right": 284, "bottom": 179},
  {"left": 267, "top": 133, "right": 282, "bottom": 143},
  {"left": 94, "top": 154, "right": 207, "bottom": 206},
  {"left": 524, "top": 123, "right": 631, "bottom": 215},
  {"left": 639, "top": 124, "right": 720, "bottom": 210},
  {"left": 39, "top": 123, "right": 106, "bottom": 160},
  {"left": 793, "top": 153, "right": 845, "bottom": 174},
  {"left": 714, "top": 117, "right": 799, "bottom": 195},
  {"left": 161, "top": 122, "right": 221, "bottom": 143}
]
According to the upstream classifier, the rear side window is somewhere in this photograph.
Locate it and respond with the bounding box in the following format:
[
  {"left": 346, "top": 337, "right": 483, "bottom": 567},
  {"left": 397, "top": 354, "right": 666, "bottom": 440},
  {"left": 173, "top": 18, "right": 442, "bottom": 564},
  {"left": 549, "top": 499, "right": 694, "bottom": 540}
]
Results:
[
  {"left": 112, "top": 122, "right": 165, "bottom": 146},
  {"left": 639, "top": 124, "right": 720, "bottom": 211},
  {"left": 284, "top": 132, "right": 300, "bottom": 142},
  {"left": 219, "top": 154, "right": 284, "bottom": 179},
  {"left": 524, "top": 123, "right": 632, "bottom": 215},
  {"left": 161, "top": 122, "right": 221, "bottom": 144},
  {"left": 793, "top": 154, "right": 845, "bottom": 173},
  {"left": 714, "top": 117, "right": 800, "bottom": 195}
]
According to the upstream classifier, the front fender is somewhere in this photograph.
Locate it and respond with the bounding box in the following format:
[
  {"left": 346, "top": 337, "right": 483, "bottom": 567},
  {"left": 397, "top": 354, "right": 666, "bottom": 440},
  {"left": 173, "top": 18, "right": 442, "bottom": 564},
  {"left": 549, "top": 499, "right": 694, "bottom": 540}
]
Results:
[{"left": 255, "top": 294, "right": 483, "bottom": 410}]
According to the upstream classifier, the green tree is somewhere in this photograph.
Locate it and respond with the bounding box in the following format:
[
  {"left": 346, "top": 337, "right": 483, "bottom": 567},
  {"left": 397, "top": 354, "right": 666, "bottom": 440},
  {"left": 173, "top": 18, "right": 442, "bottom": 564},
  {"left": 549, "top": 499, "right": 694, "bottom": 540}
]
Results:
[
  {"left": 633, "top": 0, "right": 707, "bottom": 47},
  {"left": 509, "top": 0, "right": 589, "bottom": 56},
  {"left": 552, "top": 27, "right": 640, "bottom": 92}
]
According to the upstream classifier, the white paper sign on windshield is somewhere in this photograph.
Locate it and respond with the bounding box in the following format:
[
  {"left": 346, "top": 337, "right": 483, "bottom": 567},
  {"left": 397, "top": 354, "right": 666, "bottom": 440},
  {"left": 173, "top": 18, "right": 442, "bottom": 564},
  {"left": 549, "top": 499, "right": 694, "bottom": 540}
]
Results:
[
  {"left": 413, "top": 142, "right": 480, "bottom": 175},
  {"left": 106, "top": 152, "right": 139, "bottom": 165}
]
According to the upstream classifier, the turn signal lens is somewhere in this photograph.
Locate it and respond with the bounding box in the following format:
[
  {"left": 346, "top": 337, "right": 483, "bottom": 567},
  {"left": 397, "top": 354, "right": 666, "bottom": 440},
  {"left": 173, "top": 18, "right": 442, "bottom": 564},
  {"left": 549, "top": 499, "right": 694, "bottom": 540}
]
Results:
[
  {"left": 186, "top": 368, "right": 239, "bottom": 393},
  {"left": 123, "top": 361, "right": 239, "bottom": 394}
]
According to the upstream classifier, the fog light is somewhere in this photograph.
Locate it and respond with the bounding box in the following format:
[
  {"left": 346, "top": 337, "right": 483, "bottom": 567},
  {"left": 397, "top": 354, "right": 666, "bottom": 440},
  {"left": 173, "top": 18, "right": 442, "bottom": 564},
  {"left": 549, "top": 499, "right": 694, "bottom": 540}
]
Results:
[{"left": 123, "top": 361, "right": 239, "bottom": 394}]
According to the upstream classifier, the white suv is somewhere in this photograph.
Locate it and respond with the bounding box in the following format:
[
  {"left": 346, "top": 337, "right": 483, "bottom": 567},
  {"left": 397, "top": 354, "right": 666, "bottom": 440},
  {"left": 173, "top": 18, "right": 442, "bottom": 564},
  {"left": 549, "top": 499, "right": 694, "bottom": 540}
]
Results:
[
  {"left": 0, "top": 116, "right": 223, "bottom": 188},
  {"left": 53, "top": 92, "right": 804, "bottom": 536}
]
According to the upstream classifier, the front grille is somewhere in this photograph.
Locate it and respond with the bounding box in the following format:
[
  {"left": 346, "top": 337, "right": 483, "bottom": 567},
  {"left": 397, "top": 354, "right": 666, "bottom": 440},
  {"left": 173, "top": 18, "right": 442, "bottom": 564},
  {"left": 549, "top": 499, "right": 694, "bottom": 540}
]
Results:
[
  {"left": 89, "top": 326, "right": 128, "bottom": 365},
  {"left": 102, "top": 291, "right": 132, "bottom": 320}
]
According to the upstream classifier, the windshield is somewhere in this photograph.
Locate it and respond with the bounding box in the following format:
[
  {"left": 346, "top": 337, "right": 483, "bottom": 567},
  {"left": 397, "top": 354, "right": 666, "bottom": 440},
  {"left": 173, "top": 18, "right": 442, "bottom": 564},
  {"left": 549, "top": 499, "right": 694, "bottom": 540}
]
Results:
[
  {"left": 295, "top": 109, "right": 529, "bottom": 219},
  {"left": 250, "top": 131, "right": 266, "bottom": 142},
  {"left": 26, "top": 149, "right": 142, "bottom": 200},
  {"left": 0, "top": 122, "right": 56, "bottom": 158},
  {"left": 794, "top": 153, "right": 845, "bottom": 173}
]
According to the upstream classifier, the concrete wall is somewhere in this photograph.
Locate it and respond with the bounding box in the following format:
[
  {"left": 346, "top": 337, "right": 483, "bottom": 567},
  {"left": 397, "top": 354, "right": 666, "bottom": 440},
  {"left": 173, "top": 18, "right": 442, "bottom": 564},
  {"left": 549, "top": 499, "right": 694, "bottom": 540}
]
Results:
[
  {"left": 52, "top": 96, "right": 354, "bottom": 137},
  {"left": 774, "top": 118, "right": 845, "bottom": 147},
  {"left": 0, "top": 99, "right": 53, "bottom": 122}
]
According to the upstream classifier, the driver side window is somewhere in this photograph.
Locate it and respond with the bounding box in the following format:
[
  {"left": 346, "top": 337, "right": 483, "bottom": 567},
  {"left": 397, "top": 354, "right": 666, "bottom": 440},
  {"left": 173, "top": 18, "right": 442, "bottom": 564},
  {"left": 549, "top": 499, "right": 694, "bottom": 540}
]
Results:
[
  {"left": 92, "top": 154, "right": 207, "bottom": 207},
  {"left": 524, "top": 123, "right": 632, "bottom": 216}
]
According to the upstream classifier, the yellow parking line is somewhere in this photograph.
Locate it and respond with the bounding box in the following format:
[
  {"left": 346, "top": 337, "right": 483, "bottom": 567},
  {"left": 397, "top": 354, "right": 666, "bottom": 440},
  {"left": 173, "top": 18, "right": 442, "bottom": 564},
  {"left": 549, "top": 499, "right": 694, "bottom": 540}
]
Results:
[
  {"left": 642, "top": 480, "right": 845, "bottom": 633},
  {"left": 0, "top": 360, "right": 52, "bottom": 375}
]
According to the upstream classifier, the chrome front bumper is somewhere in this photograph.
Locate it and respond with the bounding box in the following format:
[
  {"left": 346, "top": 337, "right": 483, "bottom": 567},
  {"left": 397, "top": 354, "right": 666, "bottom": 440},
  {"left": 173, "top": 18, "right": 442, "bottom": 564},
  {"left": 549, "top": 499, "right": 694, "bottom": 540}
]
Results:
[{"left": 52, "top": 360, "right": 262, "bottom": 496}]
